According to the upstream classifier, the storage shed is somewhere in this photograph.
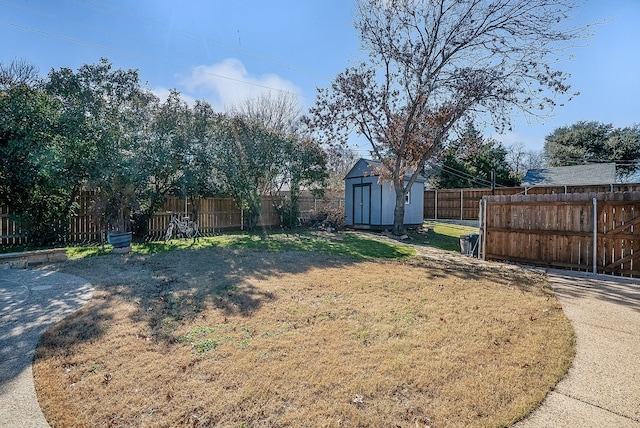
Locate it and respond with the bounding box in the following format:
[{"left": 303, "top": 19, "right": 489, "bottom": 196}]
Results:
[{"left": 344, "top": 158, "right": 425, "bottom": 229}]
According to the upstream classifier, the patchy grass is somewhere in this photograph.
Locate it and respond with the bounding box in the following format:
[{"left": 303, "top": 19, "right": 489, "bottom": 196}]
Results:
[
  {"left": 407, "top": 221, "right": 480, "bottom": 252},
  {"left": 38, "top": 222, "right": 470, "bottom": 261},
  {"left": 65, "top": 245, "right": 112, "bottom": 259},
  {"left": 33, "top": 247, "right": 574, "bottom": 428},
  {"left": 65, "top": 230, "right": 416, "bottom": 260}
]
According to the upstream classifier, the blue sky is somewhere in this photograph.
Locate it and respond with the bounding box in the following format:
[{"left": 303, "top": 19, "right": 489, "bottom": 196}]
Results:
[{"left": 1, "top": 0, "right": 638, "bottom": 154}]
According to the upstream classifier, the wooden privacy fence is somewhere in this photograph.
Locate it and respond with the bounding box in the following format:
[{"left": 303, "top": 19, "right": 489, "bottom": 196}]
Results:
[
  {"left": 0, "top": 192, "right": 103, "bottom": 246},
  {"left": 147, "top": 194, "right": 344, "bottom": 239},
  {"left": 1, "top": 195, "right": 344, "bottom": 246},
  {"left": 424, "top": 184, "right": 640, "bottom": 221},
  {"left": 478, "top": 192, "right": 640, "bottom": 277}
]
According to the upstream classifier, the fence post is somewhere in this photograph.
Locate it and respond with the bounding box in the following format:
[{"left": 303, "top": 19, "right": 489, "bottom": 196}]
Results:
[
  {"left": 460, "top": 190, "right": 464, "bottom": 220},
  {"left": 482, "top": 198, "right": 488, "bottom": 260},
  {"left": 478, "top": 199, "right": 483, "bottom": 258},
  {"left": 434, "top": 190, "right": 438, "bottom": 220},
  {"left": 592, "top": 197, "right": 597, "bottom": 275}
]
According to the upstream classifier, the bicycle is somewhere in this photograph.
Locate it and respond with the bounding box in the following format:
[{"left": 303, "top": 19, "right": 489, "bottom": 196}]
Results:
[{"left": 165, "top": 213, "right": 198, "bottom": 241}]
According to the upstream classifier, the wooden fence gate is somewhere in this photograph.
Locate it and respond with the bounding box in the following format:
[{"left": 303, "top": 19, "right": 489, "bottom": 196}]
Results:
[{"left": 479, "top": 192, "right": 640, "bottom": 278}]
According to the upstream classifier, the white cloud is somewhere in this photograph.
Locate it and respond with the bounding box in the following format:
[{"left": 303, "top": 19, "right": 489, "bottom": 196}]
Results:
[{"left": 179, "top": 58, "right": 301, "bottom": 112}]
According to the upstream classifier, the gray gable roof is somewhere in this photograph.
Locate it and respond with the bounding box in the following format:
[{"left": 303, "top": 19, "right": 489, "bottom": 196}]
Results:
[
  {"left": 345, "top": 158, "right": 426, "bottom": 182},
  {"left": 522, "top": 163, "right": 617, "bottom": 186}
]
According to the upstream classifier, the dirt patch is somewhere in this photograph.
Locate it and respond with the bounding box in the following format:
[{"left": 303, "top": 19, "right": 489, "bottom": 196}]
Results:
[{"left": 33, "top": 246, "right": 574, "bottom": 427}]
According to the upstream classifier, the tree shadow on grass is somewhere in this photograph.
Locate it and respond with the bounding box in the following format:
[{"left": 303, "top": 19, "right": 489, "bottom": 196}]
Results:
[
  {"left": 34, "top": 297, "right": 114, "bottom": 360},
  {"left": 45, "top": 245, "right": 373, "bottom": 344},
  {"left": 0, "top": 269, "right": 104, "bottom": 387},
  {"left": 545, "top": 270, "right": 640, "bottom": 313},
  {"left": 35, "top": 232, "right": 560, "bottom": 358},
  {"left": 410, "top": 235, "right": 640, "bottom": 310}
]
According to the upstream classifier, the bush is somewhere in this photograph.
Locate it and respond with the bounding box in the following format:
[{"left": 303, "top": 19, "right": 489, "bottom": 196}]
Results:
[{"left": 308, "top": 206, "right": 345, "bottom": 231}]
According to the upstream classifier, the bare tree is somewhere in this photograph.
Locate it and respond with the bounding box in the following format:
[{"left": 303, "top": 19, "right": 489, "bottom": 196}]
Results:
[
  {"left": 221, "top": 92, "right": 327, "bottom": 230},
  {"left": 506, "top": 142, "right": 527, "bottom": 178},
  {"left": 507, "top": 143, "right": 547, "bottom": 178},
  {"left": 0, "top": 58, "right": 40, "bottom": 88},
  {"left": 306, "top": 0, "right": 590, "bottom": 235},
  {"left": 325, "top": 145, "right": 358, "bottom": 190},
  {"left": 524, "top": 150, "right": 547, "bottom": 171},
  {"left": 230, "top": 91, "right": 302, "bottom": 137}
]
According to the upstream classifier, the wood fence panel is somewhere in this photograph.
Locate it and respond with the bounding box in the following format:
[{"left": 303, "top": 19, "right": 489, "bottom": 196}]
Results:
[
  {"left": 68, "top": 191, "right": 100, "bottom": 243},
  {"left": 423, "top": 191, "right": 436, "bottom": 219},
  {"left": 297, "top": 195, "right": 344, "bottom": 217},
  {"left": 426, "top": 183, "right": 640, "bottom": 221},
  {"left": 462, "top": 189, "right": 489, "bottom": 220},
  {"left": 258, "top": 197, "right": 279, "bottom": 227},
  {"left": 1, "top": 204, "right": 25, "bottom": 246},
  {"left": 482, "top": 191, "right": 640, "bottom": 277},
  {"left": 598, "top": 193, "right": 640, "bottom": 276},
  {"left": 437, "top": 190, "right": 461, "bottom": 219}
]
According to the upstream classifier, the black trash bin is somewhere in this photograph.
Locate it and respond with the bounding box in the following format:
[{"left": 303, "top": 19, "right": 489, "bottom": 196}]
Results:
[{"left": 468, "top": 233, "right": 479, "bottom": 257}]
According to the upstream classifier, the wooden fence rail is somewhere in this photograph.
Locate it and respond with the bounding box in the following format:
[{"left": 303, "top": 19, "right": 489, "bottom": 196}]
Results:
[
  {"left": 424, "top": 183, "right": 640, "bottom": 221},
  {"left": 479, "top": 191, "right": 640, "bottom": 277},
  {"left": 1, "top": 195, "right": 344, "bottom": 247}
]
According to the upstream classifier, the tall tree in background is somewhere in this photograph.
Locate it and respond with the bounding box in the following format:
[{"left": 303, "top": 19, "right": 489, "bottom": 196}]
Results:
[
  {"left": 271, "top": 136, "right": 327, "bottom": 227},
  {"left": 0, "top": 62, "right": 73, "bottom": 244},
  {"left": 0, "top": 58, "right": 40, "bottom": 87},
  {"left": 212, "top": 114, "right": 327, "bottom": 231},
  {"left": 46, "top": 59, "right": 153, "bottom": 234},
  {"left": 212, "top": 116, "right": 288, "bottom": 231},
  {"left": 436, "top": 125, "right": 519, "bottom": 188},
  {"left": 506, "top": 142, "right": 546, "bottom": 181},
  {"left": 544, "top": 120, "right": 640, "bottom": 179},
  {"left": 180, "top": 99, "right": 221, "bottom": 208},
  {"left": 231, "top": 93, "right": 327, "bottom": 228},
  {"left": 135, "top": 89, "right": 195, "bottom": 232},
  {"left": 231, "top": 92, "right": 302, "bottom": 136},
  {"left": 307, "top": 0, "right": 588, "bottom": 235},
  {"left": 325, "top": 145, "right": 358, "bottom": 191},
  {"left": 2, "top": 58, "right": 154, "bottom": 242},
  {"left": 136, "top": 94, "right": 221, "bottom": 234}
]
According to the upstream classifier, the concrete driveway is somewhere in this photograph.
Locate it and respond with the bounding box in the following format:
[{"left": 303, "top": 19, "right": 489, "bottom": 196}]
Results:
[
  {"left": 0, "top": 269, "right": 93, "bottom": 428},
  {"left": 515, "top": 270, "right": 640, "bottom": 427}
]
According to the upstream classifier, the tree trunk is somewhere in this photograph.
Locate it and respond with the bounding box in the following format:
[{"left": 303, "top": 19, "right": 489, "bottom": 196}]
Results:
[
  {"left": 245, "top": 194, "right": 262, "bottom": 232},
  {"left": 392, "top": 181, "right": 406, "bottom": 236}
]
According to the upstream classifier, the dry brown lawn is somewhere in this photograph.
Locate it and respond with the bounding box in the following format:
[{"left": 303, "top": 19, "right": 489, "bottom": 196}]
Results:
[{"left": 33, "top": 245, "right": 574, "bottom": 427}]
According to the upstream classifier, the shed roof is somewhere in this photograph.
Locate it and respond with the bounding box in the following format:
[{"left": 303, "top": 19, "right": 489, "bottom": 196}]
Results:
[
  {"left": 522, "top": 163, "right": 617, "bottom": 186},
  {"left": 344, "top": 158, "right": 426, "bottom": 183}
]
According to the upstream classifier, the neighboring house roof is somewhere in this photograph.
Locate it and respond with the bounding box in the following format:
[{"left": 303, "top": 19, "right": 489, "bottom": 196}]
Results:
[
  {"left": 522, "top": 163, "right": 617, "bottom": 186},
  {"left": 344, "top": 158, "right": 426, "bottom": 183}
]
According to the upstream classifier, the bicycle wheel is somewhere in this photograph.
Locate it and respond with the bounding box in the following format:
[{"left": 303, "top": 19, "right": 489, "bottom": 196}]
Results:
[
  {"left": 185, "top": 221, "right": 198, "bottom": 239},
  {"left": 165, "top": 223, "right": 174, "bottom": 241}
]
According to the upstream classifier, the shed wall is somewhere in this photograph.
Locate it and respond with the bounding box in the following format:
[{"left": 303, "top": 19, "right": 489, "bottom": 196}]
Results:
[
  {"left": 345, "top": 177, "right": 424, "bottom": 227},
  {"left": 404, "top": 181, "right": 426, "bottom": 224}
]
